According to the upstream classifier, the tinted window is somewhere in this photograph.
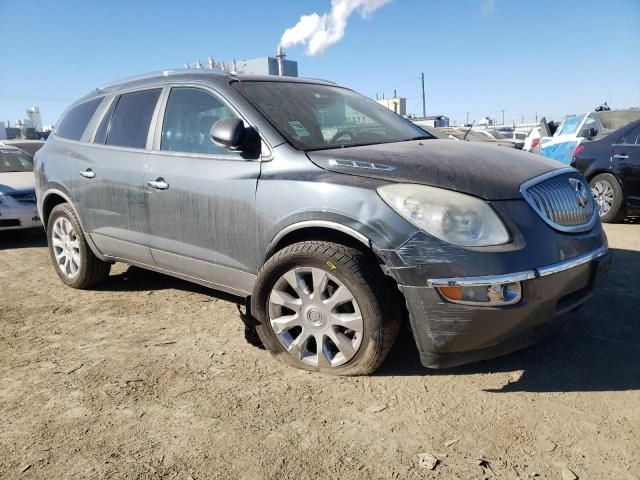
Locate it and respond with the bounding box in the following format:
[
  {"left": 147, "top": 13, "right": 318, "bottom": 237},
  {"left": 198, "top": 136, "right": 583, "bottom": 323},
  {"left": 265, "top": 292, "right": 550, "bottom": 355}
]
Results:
[
  {"left": 0, "top": 148, "right": 34, "bottom": 172},
  {"left": 106, "top": 89, "right": 161, "bottom": 149},
  {"left": 56, "top": 97, "right": 102, "bottom": 141},
  {"left": 94, "top": 97, "right": 118, "bottom": 144},
  {"left": 621, "top": 126, "right": 640, "bottom": 144},
  {"left": 161, "top": 88, "right": 236, "bottom": 154}
]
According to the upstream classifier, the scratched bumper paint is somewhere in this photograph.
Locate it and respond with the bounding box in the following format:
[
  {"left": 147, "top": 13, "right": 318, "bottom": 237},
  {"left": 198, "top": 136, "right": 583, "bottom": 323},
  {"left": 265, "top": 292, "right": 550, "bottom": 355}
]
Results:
[{"left": 377, "top": 197, "right": 610, "bottom": 368}]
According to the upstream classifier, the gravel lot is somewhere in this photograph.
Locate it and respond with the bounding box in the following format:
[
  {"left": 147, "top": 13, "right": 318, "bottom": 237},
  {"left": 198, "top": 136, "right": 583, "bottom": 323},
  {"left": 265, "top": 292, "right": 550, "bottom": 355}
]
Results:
[{"left": 1, "top": 222, "right": 639, "bottom": 480}]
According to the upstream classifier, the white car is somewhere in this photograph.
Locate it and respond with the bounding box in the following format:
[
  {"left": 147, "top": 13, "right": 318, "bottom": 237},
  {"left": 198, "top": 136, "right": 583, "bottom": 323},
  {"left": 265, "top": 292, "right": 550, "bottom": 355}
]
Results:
[
  {"left": 0, "top": 146, "right": 42, "bottom": 231},
  {"left": 539, "top": 112, "right": 602, "bottom": 164}
]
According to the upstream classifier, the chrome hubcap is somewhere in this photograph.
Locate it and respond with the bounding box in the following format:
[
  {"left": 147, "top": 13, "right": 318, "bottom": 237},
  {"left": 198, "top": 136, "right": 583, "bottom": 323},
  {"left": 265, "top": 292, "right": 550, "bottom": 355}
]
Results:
[
  {"left": 51, "top": 217, "right": 81, "bottom": 278},
  {"left": 268, "top": 266, "right": 364, "bottom": 368},
  {"left": 591, "top": 181, "right": 613, "bottom": 216}
]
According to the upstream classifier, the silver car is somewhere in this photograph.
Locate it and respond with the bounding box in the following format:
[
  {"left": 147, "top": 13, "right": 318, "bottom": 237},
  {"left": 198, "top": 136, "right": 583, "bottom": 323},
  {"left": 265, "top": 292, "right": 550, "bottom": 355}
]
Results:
[
  {"left": 35, "top": 70, "right": 609, "bottom": 375},
  {"left": 0, "top": 145, "right": 41, "bottom": 231}
]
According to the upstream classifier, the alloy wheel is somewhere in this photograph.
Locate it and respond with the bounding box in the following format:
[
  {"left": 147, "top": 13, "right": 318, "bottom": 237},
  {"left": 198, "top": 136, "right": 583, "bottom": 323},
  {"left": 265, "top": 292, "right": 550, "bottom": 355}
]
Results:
[
  {"left": 591, "top": 180, "right": 614, "bottom": 216},
  {"left": 268, "top": 267, "right": 364, "bottom": 368},
  {"left": 51, "top": 217, "right": 81, "bottom": 278}
]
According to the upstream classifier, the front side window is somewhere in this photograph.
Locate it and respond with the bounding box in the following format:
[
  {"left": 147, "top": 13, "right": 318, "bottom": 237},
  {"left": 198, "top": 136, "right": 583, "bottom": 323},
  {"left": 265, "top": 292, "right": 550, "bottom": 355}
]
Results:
[
  {"left": 56, "top": 97, "right": 103, "bottom": 141},
  {"left": 0, "top": 148, "right": 34, "bottom": 172},
  {"left": 106, "top": 89, "right": 161, "bottom": 149},
  {"left": 233, "top": 81, "right": 430, "bottom": 151},
  {"left": 621, "top": 126, "right": 640, "bottom": 144},
  {"left": 161, "top": 87, "right": 236, "bottom": 155},
  {"left": 580, "top": 115, "right": 598, "bottom": 136}
]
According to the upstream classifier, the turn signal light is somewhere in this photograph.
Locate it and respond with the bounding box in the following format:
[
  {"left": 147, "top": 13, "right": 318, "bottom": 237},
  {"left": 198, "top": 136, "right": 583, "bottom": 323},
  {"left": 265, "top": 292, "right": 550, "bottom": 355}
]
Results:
[{"left": 437, "top": 282, "right": 522, "bottom": 306}]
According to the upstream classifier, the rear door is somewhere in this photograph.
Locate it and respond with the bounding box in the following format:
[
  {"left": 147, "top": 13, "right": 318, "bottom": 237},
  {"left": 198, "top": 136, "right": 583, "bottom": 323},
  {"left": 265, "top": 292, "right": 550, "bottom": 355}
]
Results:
[
  {"left": 76, "top": 88, "right": 162, "bottom": 264},
  {"left": 612, "top": 125, "right": 640, "bottom": 208},
  {"left": 145, "top": 85, "right": 262, "bottom": 295}
]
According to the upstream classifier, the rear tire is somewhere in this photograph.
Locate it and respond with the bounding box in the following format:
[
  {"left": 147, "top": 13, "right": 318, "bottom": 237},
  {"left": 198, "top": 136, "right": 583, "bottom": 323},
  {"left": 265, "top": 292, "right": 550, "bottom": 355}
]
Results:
[
  {"left": 252, "top": 241, "right": 400, "bottom": 376},
  {"left": 589, "top": 173, "right": 626, "bottom": 223},
  {"left": 47, "top": 203, "right": 111, "bottom": 289}
]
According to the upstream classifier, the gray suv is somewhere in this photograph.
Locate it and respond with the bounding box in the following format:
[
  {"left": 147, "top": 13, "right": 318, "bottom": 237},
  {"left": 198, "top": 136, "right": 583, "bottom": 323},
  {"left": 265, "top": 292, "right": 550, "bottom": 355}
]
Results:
[{"left": 35, "top": 70, "right": 610, "bottom": 375}]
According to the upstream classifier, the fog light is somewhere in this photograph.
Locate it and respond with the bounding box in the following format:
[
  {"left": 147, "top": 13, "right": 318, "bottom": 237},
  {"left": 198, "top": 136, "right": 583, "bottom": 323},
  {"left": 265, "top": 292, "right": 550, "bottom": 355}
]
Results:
[{"left": 438, "top": 282, "right": 521, "bottom": 306}]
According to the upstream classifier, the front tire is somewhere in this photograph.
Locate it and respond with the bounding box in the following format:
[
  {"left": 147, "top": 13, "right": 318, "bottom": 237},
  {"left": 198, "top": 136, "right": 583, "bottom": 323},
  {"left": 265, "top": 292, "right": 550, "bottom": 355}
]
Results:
[
  {"left": 47, "top": 203, "right": 111, "bottom": 289},
  {"left": 252, "top": 241, "right": 400, "bottom": 376},
  {"left": 590, "top": 173, "right": 626, "bottom": 223}
]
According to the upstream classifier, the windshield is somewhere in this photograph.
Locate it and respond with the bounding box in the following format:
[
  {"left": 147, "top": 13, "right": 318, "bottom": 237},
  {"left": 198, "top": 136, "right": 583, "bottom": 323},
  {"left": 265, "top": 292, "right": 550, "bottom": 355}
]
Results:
[
  {"left": 233, "top": 81, "right": 432, "bottom": 150},
  {"left": 556, "top": 115, "right": 585, "bottom": 136},
  {"left": 0, "top": 148, "right": 34, "bottom": 173}
]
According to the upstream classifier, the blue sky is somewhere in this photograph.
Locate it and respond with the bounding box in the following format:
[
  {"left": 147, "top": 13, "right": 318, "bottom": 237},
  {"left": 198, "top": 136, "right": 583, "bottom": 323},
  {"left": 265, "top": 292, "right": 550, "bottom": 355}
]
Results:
[{"left": 1, "top": 0, "right": 638, "bottom": 126}]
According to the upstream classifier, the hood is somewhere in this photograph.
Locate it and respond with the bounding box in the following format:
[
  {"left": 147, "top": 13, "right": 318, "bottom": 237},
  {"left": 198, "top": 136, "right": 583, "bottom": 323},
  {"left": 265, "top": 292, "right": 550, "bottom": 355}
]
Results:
[
  {"left": 0, "top": 171, "right": 36, "bottom": 194},
  {"left": 306, "top": 139, "right": 565, "bottom": 200}
]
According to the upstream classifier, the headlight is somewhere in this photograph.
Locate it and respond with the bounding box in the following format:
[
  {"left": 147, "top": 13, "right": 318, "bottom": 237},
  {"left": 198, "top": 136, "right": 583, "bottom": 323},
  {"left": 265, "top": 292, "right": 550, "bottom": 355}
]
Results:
[{"left": 377, "top": 184, "right": 510, "bottom": 247}]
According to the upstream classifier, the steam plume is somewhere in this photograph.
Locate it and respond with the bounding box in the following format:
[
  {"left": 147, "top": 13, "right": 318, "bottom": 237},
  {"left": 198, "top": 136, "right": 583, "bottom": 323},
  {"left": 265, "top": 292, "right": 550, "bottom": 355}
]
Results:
[{"left": 280, "top": 0, "right": 391, "bottom": 56}]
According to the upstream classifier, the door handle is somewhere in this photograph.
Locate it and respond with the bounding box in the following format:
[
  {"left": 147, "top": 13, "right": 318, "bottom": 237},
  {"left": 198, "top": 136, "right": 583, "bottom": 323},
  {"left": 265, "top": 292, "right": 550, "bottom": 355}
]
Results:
[
  {"left": 613, "top": 153, "right": 629, "bottom": 160},
  {"left": 80, "top": 168, "right": 95, "bottom": 179},
  {"left": 147, "top": 178, "right": 169, "bottom": 190}
]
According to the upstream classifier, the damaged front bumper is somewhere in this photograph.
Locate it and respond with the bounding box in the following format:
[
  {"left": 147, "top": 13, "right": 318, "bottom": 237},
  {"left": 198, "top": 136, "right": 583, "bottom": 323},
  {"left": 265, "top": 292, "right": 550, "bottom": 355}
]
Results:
[{"left": 389, "top": 245, "right": 611, "bottom": 369}]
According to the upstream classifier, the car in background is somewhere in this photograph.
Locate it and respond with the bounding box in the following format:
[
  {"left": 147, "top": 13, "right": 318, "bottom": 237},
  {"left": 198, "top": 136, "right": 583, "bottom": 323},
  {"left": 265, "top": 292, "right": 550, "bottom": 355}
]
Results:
[
  {"left": 437, "top": 127, "right": 518, "bottom": 148},
  {"left": 523, "top": 119, "right": 552, "bottom": 155},
  {"left": 541, "top": 110, "right": 640, "bottom": 164},
  {"left": 484, "top": 129, "right": 525, "bottom": 150},
  {"left": 540, "top": 113, "right": 602, "bottom": 164},
  {"left": 0, "top": 145, "right": 41, "bottom": 231},
  {"left": 410, "top": 122, "right": 451, "bottom": 139},
  {"left": 0, "top": 139, "right": 45, "bottom": 158},
  {"left": 572, "top": 119, "right": 640, "bottom": 222}
]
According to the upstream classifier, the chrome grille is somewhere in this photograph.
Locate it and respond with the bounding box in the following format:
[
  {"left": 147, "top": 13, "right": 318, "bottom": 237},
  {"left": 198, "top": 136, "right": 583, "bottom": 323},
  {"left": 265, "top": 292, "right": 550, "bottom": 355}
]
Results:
[{"left": 521, "top": 170, "right": 596, "bottom": 232}]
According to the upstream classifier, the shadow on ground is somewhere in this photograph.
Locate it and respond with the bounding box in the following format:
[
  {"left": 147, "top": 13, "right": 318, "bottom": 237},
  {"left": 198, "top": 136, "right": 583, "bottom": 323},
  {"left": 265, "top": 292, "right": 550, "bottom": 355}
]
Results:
[
  {"left": 96, "top": 265, "right": 246, "bottom": 305},
  {"left": 379, "top": 247, "right": 640, "bottom": 393},
  {"left": 0, "top": 228, "right": 47, "bottom": 249}
]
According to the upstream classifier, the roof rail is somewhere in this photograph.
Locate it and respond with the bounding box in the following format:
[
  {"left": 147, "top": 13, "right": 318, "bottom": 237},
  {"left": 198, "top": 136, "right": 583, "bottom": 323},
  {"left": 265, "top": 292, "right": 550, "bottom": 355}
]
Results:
[{"left": 96, "top": 68, "right": 230, "bottom": 91}]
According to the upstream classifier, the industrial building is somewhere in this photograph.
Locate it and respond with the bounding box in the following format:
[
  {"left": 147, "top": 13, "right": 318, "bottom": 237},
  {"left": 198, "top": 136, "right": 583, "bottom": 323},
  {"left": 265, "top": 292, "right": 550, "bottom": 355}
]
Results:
[
  {"left": 376, "top": 96, "right": 407, "bottom": 116},
  {"left": 187, "top": 47, "right": 298, "bottom": 77}
]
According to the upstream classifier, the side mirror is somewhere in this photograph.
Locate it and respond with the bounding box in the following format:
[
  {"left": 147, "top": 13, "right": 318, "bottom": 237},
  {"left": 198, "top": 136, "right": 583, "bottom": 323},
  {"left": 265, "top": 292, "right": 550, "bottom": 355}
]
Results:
[
  {"left": 210, "top": 117, "right": 245, "bottom": 150},
  {"left": 580, "top": 127, "right": 597, "bottom": 139}
]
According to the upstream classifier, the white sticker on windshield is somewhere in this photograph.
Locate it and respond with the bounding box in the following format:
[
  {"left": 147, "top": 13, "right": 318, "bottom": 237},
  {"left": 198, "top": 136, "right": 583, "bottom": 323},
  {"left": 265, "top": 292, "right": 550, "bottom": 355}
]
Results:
[{"left": 288, "top": 121, "right": 310, "bottom": 137}]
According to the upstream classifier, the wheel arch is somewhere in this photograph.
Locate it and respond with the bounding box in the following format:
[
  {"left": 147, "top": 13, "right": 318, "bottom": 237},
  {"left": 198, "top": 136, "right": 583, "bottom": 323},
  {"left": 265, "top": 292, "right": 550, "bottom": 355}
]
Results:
[
  {"left": 265, "top": 221, "right": 374, "bottom": 262},
  {"left": 41, "top": 189, "right": 108, "bottom": 261}
]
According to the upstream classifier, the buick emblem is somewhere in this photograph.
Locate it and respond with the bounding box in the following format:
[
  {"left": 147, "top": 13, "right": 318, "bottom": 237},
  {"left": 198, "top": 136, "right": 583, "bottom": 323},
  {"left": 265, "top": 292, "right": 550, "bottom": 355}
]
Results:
[{"left": 569, "top": 178, "right": 589, "bottom": 208}]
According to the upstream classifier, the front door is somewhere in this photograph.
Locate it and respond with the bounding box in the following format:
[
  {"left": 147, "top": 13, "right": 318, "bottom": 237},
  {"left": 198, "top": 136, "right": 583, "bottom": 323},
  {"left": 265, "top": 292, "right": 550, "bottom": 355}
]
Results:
[
  {"left": 76, "top": 88, "right": 162, "bottom": 264},
  {"left": 613, "top": 124, "right": 640, "bottom": 208},
  {"left": 145, "top": 86, "right": 261, "bottom": 296}
]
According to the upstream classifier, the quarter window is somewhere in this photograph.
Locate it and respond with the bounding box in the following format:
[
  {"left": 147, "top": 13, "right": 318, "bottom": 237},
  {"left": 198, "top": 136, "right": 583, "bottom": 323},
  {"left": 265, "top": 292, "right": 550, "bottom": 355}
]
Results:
[
  {"left": 56, "top": 97, "right": 103, "bottom": 141},
  {"left": 94, "top": 97, "right": 118, "bottom": 144},
  {"left": 161, "top": 87, "right": 237, "bottom": 155},
  {"left": 106, "top": 89, "right": 161, "bottom": 149}
]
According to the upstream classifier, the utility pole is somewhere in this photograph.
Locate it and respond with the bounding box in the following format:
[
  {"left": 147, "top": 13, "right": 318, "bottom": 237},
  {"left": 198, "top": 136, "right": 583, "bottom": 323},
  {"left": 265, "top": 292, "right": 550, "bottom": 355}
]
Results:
[
  {"left": 466, "top": 112, "right": 469, "bottom": 126},
  {"left": 501, "top": 109, "right": 506, "bottom": 126},
  {"left": 421, "top": 72, "right": 426, "bottom": 119}
]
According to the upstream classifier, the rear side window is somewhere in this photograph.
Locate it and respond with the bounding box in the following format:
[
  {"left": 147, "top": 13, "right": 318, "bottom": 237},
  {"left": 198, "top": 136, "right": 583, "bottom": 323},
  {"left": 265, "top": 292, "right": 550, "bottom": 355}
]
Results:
[
  {"left": 106, "top": 89, "right": 161, "bottom": 149},
  {"left": 56, "top": 97, "right": 103, "bottom": 141},
  {"left": 160, "top": 87, "right": 237, "bottom": 155}
]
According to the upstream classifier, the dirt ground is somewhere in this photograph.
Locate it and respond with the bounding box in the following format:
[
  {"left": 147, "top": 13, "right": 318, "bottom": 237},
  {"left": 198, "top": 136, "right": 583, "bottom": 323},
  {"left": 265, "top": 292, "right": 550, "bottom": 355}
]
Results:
[{"left": 0, "top": 223, "right": 639, "bottom": 480}]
